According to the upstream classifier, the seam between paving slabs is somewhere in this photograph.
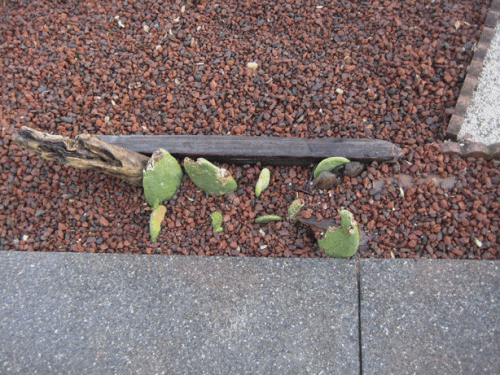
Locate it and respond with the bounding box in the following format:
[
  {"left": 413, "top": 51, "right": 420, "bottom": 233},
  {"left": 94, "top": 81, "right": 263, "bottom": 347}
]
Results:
[
  {"left": 357, "top": 258, "right": 363, "bottom": 375},
  {"left": 441, "top": 0, "right": 500, "bottom": 159}
]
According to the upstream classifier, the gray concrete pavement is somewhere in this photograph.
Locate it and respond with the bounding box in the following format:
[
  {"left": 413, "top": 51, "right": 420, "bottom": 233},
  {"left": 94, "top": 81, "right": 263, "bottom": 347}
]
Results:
[
  {"left": 361, "top": 259, "right": 500, "bottom": 375},
  {"left": 0, "top": 252, "right": 359, "bottom": 375},
  {"left": 1, "top": 251, "right": 499, "bottom": 374}
]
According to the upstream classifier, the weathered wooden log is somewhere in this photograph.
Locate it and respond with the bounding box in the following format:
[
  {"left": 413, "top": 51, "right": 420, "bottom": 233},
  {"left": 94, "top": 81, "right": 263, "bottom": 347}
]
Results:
[
  {"left": 12, "top": 126, "right": 149, "bottom": 186},
  {"left": 98, "top": 134, "right": 404, "bottom": 166},
  {"left": 13, "top": 127, "right": 404, "bottom": 186}
]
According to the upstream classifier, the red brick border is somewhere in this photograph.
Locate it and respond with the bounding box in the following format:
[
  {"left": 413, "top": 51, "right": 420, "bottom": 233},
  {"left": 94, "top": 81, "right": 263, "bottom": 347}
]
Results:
[
  {"left": 442, "top": 0, "right": 500, "bottom": 160},
  {"left": 441, "top": 141, "right": 500, "bottom": 159}
]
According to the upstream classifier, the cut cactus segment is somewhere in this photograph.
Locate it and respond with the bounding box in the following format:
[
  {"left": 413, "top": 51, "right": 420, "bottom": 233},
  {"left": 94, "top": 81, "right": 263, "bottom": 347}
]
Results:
[
  {"left": 255, "top": 215, "right": 282, "bottom": 224},
  {"left": 318, "top": 209, "right": 359, "bottom": 258},
  {"left": 143, "top": 149, "right": 183, "bottom": 207},
  {"left": 255, "top": 168, "right": 271, "bottom": 198},
  {"left": 211, "top": 211, "right": 223, "bottom": 228},
  {"left": 288, "top": 198, "right": 305, "bottom": 222},
  {"left": 184, "top": 157, "right": 237, "bottom": 196},
  {"left": 211, "top": 211, "right": 224, "bottom": 233},
  {"left": 149, "top": 205, "right": 167, "bottom": 242},
  {"left": 313, "top": 157, "right": 350, "bottom": 179}
]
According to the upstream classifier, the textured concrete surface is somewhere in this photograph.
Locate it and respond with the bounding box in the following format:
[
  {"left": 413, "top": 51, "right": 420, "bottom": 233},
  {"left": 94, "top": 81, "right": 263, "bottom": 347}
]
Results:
[
  {"left": 361, "top": 259, "right": 500, "bottom": 375},
  {"left": 459, "top": 19, "right": 500, "bottom": 145},
  {"left": 0, "top": 252, "right": 359, "bottom": 375}
]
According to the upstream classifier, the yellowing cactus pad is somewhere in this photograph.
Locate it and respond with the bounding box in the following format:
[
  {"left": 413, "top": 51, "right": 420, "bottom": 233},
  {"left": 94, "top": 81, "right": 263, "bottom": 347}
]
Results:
[
  {"left": 255, "top": 168, "right": 271, "bottom": 198},
  {"left": 149, "top": 205, "right": 167, "bottom": 243},
  {"left": 313, "top": 157, "right": 350, "bottom": 179}
]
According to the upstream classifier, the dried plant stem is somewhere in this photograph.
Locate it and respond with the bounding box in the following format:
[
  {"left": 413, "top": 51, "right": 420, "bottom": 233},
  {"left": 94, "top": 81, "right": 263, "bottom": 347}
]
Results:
[{"left": 12, "top": 126, "right": 149, "bottom": 186}]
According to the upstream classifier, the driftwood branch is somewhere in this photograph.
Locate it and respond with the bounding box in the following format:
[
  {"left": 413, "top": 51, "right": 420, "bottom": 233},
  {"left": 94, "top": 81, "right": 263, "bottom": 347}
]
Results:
[{"left": 12, "top": 127, "right": 149, "bottom": 186}]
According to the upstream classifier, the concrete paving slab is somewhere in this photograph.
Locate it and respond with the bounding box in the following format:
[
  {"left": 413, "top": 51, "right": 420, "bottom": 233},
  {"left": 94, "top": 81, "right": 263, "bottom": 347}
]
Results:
[
  {"left": 0, "top": 252, "right": 359, "bottom": 375},
  {"left": 361, "top": 259, "right": 500, "bottom": 375},
  {"left": 458, "top": 19, "right": 500, "bottom": 145}
]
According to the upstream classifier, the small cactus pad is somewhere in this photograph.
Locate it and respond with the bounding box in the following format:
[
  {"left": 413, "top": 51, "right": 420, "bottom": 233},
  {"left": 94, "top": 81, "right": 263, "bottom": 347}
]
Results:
[
  {"left": 318, "top": 209, "right": 359, "bottom": 258},
  {"left": 184, "top": 157, "right": 237, "bottom": 196},
  {"left": 313, "top": 157, "right": 350, "bottom": 179},
  {"left": 143, "top": 149, "right": 183, "bottom": 207},
  {"left": 255, "top": 168, "right": 271, "bottom": 198},
  {"left": 149, "top": 204, "right": 167, "bottom": 242},
  {"left": 288, "top": 198, "right": 305, "bottom": 222},
  {"left": 211, "top": 211, "right": 224, "bottom": 233},
  {"left": 255, "top": 215, "right": 282, "bottom": 224}
]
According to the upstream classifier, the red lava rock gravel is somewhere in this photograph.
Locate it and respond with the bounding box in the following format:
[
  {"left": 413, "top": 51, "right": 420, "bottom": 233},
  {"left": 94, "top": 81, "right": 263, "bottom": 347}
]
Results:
[{"left": 1, "top": 0, "right": 499, "bottom": 259}]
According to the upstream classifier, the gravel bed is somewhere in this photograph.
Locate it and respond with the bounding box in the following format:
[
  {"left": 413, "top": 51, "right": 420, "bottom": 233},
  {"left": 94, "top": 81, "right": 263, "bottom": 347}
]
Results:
[{"left": 1, "top": 0, "right": 499, "bottom": 259}]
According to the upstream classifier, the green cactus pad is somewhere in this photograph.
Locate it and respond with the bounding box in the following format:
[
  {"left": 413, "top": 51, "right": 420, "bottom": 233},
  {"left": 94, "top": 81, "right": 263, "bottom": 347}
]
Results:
[
  {"left": 318, "top": 209, "right": 359, "bottom": 258},
  {"left": 313, "top": 157, "right": 350, "bottom": 179},
  {"left": 143, "top": 149, "right": 183, "bottom": 207},
  {"left": 255, "top": 215, "right": 282, "bottom": 224},
  {"left": 184, "top": 157, "right": 237, "bottom": 196},
  {"left": 255, "top": 168, "right": 271, "bottom": 198},
  {"left": 149, "top": 205, "right": 167, "bottom": 242},
  {"left": 288, "top": 198, "right": 305, "bottom": 222},
  {"left": 211, "top": 211, "right": 224, "bottom": 233}
]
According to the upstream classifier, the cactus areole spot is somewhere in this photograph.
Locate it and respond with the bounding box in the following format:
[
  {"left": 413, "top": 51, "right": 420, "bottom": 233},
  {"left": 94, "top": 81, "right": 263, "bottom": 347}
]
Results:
[
  {"left": 184, "top": 157, "right": 237, "bottom": 196},
  {"left": 143, "top": 149, "right": 183, "bottom": 207}
]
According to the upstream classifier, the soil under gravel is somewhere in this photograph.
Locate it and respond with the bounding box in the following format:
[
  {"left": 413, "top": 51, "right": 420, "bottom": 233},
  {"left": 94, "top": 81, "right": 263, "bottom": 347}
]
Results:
[{"left": 1, "top": 0, "right": 499, "bottom": 259}]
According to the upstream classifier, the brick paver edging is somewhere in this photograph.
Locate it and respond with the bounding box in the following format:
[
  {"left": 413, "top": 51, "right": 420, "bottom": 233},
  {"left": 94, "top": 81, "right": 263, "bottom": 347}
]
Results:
[{"left": 441, "top": 0, "right": 500, "bottom": 160}]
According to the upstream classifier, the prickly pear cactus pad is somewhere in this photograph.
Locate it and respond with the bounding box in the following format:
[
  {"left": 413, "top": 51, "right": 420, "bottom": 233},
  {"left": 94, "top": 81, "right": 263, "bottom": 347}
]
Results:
[
  {"left": 288, "top": 198, "right": 305, "bottom": 222},
  {"left": 143, "top": 149, "right": 183, "bottom": 207},
  {"left": 184, "top": 157, "right": 237, "bottom": 196},
  {"left": 313, "top": 157, "right": 350, "bottom": 179},
  {"left": 255, "top": 168, "right": 271, "bottom": 198},
  {"left": 318, "top": 209, "right": 360, "bottom": 258}
]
